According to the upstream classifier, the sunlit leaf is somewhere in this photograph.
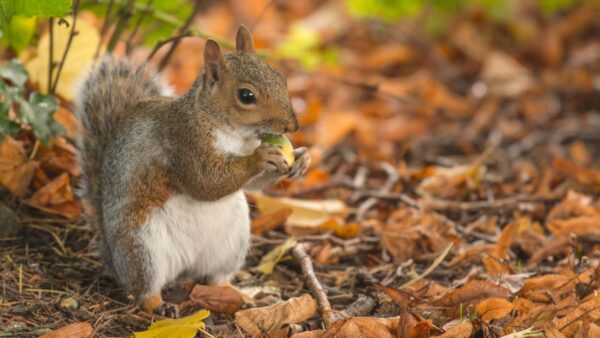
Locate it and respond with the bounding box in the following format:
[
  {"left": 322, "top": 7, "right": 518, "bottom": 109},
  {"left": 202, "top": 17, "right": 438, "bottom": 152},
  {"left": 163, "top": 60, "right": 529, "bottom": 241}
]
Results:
[{"left": 133, "top": 310, "right": 211, "bottom": 338}]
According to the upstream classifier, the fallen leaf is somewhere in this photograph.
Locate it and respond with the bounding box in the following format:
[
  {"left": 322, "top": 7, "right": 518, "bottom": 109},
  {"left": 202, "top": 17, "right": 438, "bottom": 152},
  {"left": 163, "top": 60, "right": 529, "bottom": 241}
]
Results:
[
  {"left": 476, "top": 297, "right": 513, "bottom": 322},
  {"left": 250, "top": 192, "right": 347, "bottom": 235},
  {"left": 133, "top": 310, "right": 210, "bottom": 338},
  {"left": 256, "top": 236, "right": 297, "bottom": 274},
  {"left": 252, "top": 207, "right": 292, "bottom": 235},
  {"left": 437, "top": 320, "right": 473, "bottom": 338},
  {"left": 519, "top": 274, "right": 575, "bottom": 303},
  {"left": 417, "top": 165, "right": 486, "bottom": 199},
  {"left": 553, "top": 157, "right": 600, "bottom": 191},
  {"left": 320, "top": 317, "right": 396, "bottom": 338},
  {"left": 434, "top": 280, "right": 511, "bottom": 317},
  {"left": 547, "top": 216, "right": 600, "bottom": 237},
  {"left": 315, "top": 111, "right": 359, "bottom": 148},
  {"left": 235, "top": 294, "right": 317, "bottom": 337},
  {"left": 25, "top": 172, "right": 81, "bottom": 219},
  {"left": 40, "top": 323, "right": 93, "bottom": 338},
  {"left": 189, "top": 284, "right": 244, "bottom": 315},
  {"left": 480, "top": 51, "right": 534, "bottom": 97},
  {"left": 0, "top": 136, "right": 38, "bottom": 196}
]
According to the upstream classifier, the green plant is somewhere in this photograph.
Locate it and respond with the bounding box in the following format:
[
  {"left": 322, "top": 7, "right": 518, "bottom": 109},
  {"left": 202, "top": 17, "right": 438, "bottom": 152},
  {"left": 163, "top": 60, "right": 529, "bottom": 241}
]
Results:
[{"left": 0, "top": 59, "right": 64, "bottom": 144}]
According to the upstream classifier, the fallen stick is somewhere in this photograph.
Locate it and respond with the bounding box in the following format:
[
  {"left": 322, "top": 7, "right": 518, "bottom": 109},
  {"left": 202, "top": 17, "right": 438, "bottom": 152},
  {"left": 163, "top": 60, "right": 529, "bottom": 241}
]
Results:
[
  {"left": 292, "top": 243, "right": 337, "bottom": 328},
  {"left": 399, "top": 242, "right": 453, "bottom": 290}
]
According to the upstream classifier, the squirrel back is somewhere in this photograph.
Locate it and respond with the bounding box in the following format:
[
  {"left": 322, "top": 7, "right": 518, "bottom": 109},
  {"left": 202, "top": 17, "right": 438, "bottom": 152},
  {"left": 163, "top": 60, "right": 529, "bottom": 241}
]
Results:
[{"left": 74, "top": 58, "right": 172, "bottom": 238}]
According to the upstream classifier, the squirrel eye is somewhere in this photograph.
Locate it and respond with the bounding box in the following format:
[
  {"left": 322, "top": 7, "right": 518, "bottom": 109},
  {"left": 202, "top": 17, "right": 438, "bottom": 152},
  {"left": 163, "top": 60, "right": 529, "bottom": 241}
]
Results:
[{"left": 237, "top": 88, "right": 256, "bottom": 105}]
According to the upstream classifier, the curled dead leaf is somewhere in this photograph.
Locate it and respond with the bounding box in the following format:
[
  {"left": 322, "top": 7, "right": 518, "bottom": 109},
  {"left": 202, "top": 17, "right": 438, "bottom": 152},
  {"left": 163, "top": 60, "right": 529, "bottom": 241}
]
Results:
[
  {"left": 434, "top": 280, "right": 511, "bottom": 318},
  {"left": 476, "top": 297, "right": 513, "bottom": 322},
  {"left": 235, "top": 294, "right": 317, "bottom": 337},
  {"left": 24, "top": 172, "right": 81, "bottom": 220},
  {"left": 189, "top": 284, "right": 244, "bottom": 315},
  {"left": 0, "top": 137, "right": 38, "bottom": 197},
  {"left": 40, "top": 322, "right": 93, "bottom": 338}
]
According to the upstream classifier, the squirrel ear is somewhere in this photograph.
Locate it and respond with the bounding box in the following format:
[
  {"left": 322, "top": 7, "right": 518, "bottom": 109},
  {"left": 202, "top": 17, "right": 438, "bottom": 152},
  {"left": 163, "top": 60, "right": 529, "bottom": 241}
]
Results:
[
  {"left": 236, "top": 25, "right": 254, "bottom": 53},
  {"left": 203, "top": 39, "right": 226, "bottom": 86}
]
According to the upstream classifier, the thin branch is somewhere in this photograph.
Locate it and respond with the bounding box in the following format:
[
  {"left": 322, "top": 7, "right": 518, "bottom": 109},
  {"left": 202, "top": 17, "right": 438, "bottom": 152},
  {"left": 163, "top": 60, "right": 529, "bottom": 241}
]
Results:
[
  {"left": 292, "top": 243, "right": 337, "bottom": 328},
  {"left": 47, "top": 18, "right": 54, "bottom": 94},
  {"left": 106, "top": 0, "right": 135, "bottom": 53},
  {"left": 95, "top": 0, "right": 116, "bottom": 58},
  {"left": 50, "top": 0, "right": 81, "bottom": 94},
  {"left": 125, "top": 0, "right": 153, "bottom": 55},
  {"left": 146, "top": 32, "right": 192, "bottom": 63},
  {"left": 398, "top": 243, "right": 453, "bottom": 289},
  {"left": 157, "top": 0, "right": 203, "bottom": 70}
]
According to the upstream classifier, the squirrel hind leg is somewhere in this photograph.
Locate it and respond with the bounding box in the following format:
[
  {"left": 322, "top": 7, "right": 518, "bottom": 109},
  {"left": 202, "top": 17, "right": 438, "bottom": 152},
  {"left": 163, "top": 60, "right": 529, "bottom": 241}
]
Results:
[{"left": 141, "top": 294, "right": 179, "bottom": 318}]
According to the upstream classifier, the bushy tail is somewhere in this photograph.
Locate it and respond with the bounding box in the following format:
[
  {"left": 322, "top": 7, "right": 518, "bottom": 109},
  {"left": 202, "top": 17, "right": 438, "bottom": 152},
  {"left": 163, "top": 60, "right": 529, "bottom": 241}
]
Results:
[{"left": 74, "top": 57, "right": 172, "bottom": 230}]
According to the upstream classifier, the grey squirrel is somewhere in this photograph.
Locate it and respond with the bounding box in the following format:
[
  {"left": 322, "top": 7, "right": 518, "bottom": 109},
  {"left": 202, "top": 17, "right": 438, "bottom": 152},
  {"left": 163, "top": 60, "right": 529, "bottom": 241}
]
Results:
[{"left": 75, "top": 26, "right": 310, "bottom": 317}]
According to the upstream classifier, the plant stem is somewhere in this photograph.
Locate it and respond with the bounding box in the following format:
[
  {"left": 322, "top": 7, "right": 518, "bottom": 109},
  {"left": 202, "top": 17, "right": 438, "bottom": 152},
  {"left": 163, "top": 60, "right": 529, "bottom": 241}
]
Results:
[
  {"left": 106, "top": 0, "right": 135, "bottom": 52},
  {"left": 47, "top": 18, "right": 54, "bottom": 94},
  {"left": 125, "top": 0, "right": 153, "bottom": 55},
  {"left": 50, "top": 0, "right": 81, "bottom": 94},
  {"left": 157, "top": 0, "right": 203, "bottom": 70},
  {"left": 95, "top": 0, "right": 116, "bottom": 58}
]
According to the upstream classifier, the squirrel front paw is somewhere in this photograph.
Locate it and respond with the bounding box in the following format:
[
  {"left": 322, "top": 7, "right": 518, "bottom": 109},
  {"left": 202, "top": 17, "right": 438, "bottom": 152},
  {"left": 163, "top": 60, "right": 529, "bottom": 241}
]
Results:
[
  {"left": 289, "top": 147, "right": 311, "bottom": 179},
  {"left": 253, "top": 143, "right": 290, "bottom": 175}
]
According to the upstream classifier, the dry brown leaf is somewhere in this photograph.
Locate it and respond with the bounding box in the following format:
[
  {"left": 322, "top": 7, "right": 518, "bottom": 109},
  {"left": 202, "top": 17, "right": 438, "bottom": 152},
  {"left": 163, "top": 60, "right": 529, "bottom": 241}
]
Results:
[
  {"left": 53, "top": 107, "right": 79, "bottom": 139},
  {"left": 554, "top": 157, "right": 600, "bottom": 190},
  {"left": 547, "top": 216, "right": 600, "bottom": 237},
  {"left": 25, "top": 173, "right": 81, "bottom": 220},
  {"left": 320, "top": 317, "right": 395, "bottom": 338},
  {"left": 315, "top": 111, "right": 359, "bottom": 148},
  {"left": 480, "top": 51, "right": 534, "bottom": 97},
  {"left": 476, "top": 297, "right": 513, "bottom": 322},
  {"left": 434, "top": 280, "right": 511, "bottom": 317},
  {"left": 377, "top": 207, "right": 458, "bottom": 262},
  {"left": 250, "top": 192, "right": 347, "bottom": 235},
  {"left": 251, "top": 207, "right": 293, "bottom": 235},
  {"left": 0, "top": 137, "right": 38, "bottom": 197},
  {"left": 493, "top": 221, "right": 518, "bottom": 259},
  {"left": 189, "top": 284, "right": 244, "bottom": 315},
  {"left": 552, "top": 293, "right": 600, "bottom": 336},
  {"left": 519, "top": 274, "right": 575, "bottom": 303},
  {"left": 437, "top": 320, "right": 473, "bottom": 338},
  {"left": 547, "top": 190, "right": 598, "bottom": 221},
  {"left": 291, "top": 331, "right": 324, "bottom": 338},
  {"left": 417, "top": 165, "right": 485, "bottom": 199},
  {"left": 362, "top": 44, "right": 414, "bottom": 70},
  {"left": 235, "top": 294, "right": 317, "bottom": 337},
  {"left": 37, "top": 138, "right": 79, "bottom": 177},
  {"left": 40, "top": 323, "right": 93, "bottom": 338}
]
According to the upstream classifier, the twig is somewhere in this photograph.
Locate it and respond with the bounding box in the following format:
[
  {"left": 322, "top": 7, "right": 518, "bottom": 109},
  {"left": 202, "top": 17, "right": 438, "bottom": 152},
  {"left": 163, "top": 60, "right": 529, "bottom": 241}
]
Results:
[
  {"left": 340, "top": 294, "right": 376, "bottom": 317},
  {"left": 95, "top": 0, "right": 116, "bottom": 58},
  {"left": 420, "top": 193, "right": 564, "bottom": 212},
  {"left": 47, "top": 18, "right": 54, "bottom": 93},
  {"left": 50, "top": 0, "right": 81, "bottom": 94},
  {"left": 158, "top": 0, "right": 203, "bottom": 70},
  {"left": 292, "top": 243, "right": 336, "bottom": 328},
  {"left": 125, "top": 0, "right": 154, "bottom": 55},
  {"left": 106, "top": 0, "right": 135, "bottom": 52},
  {"left": 398, "top": 242, "right": 453, "bottom": 290},
  {"left": 146, "top": 32, "right": 192, "bottom": 62}
]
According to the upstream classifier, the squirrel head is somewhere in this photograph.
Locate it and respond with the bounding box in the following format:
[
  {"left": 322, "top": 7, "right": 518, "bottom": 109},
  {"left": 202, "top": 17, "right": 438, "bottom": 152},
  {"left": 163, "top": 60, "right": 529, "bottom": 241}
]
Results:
[{"left": 196, "top": 25, "right": 298, "bottom": 136}]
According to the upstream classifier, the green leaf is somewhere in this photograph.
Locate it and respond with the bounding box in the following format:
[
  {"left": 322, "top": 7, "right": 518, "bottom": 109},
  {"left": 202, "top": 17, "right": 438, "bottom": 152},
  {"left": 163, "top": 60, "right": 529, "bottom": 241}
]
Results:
[
  {"left": 132, "top": 310, "right": 212, "bottom": 338},
  {"left": 0, "top": 0, "right": 71, "bottom": 26},
  {"left": 0, "top": 59, "right": 28, "bottom": 88},
  {"left": 0, "top": 103, "right": 20, "bottom": 137},
  {"left": 18, "top": 92, "right": 64, "bottom": 143},
  {"left": 0, "top": 15, "right": 36, "bottom": 51}
]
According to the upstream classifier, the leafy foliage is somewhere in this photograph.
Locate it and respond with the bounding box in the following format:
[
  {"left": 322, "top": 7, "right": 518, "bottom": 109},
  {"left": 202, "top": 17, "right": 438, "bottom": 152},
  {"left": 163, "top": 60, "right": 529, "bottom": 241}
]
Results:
[
  {"left": 0, "top": 59, "right": 64, "bottom": 144},
  {"left": 0, "top": 0, "right": 71, "bottom": 26}
]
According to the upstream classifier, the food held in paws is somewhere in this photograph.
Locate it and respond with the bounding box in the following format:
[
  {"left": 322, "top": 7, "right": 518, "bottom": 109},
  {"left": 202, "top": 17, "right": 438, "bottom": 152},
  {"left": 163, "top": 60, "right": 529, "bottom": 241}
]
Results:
[{"left": 261, "top": 134, "right": 295, "bottom": 166}]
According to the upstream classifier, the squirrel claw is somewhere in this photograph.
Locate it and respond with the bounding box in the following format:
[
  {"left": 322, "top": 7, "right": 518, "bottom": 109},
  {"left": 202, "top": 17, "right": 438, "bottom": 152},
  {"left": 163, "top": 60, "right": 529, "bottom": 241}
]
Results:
[
  {"left": 153, "top": 302, "right": 180, "bottom": 318},
  {"left": 289, "top": 147, "right": 310, "bottom": 179}
]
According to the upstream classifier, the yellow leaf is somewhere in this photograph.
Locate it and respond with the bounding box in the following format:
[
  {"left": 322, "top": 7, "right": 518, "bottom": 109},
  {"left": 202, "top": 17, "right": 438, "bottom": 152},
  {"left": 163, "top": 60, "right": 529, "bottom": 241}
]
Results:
[
  {"left": 132, "top": 310, "right": 212, "bottom": 338},
  {"left": 249, "top": 192, "right": 347, "bottom": 235},
  {"left": 256, "top": 236, "right": 297, "bottom": 274},
  {"left": 23, "top": 17, "right": 99, "bottom": 101}
]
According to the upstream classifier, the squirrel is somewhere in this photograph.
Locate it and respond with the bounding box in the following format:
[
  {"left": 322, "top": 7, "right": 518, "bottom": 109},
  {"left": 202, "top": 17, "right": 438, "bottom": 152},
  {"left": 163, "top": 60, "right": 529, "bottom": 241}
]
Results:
[{"left": 74, "top": 25, "right": 310, "bottom": 317}]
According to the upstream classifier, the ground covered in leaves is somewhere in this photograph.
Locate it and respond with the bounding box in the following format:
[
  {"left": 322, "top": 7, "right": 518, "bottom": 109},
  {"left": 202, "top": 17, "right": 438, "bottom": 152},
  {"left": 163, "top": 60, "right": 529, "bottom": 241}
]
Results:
[{"left": 1, "top": 0, "right": 600, "bottom": 337}]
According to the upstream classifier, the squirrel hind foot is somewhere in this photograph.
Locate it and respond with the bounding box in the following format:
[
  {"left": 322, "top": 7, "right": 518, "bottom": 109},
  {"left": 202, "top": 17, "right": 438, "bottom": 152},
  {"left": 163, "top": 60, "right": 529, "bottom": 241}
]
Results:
[{"left": 141, "top": 293, "right": 179, "bottom": 318}]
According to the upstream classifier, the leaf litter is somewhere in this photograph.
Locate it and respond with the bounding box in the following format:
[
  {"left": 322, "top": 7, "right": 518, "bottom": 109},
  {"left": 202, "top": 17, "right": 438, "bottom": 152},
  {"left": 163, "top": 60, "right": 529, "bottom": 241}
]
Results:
[{"left": 1, "top": 0, "right": 600, "bottom": 337}]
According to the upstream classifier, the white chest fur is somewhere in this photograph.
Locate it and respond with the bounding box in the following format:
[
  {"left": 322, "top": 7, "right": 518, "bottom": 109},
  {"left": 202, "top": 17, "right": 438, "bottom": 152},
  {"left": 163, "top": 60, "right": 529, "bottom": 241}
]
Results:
[
  {"left": 214, "top": 127, "right": 261, "bottom": 156},
  {"left": 140, "top": 191, "right": 250, "bottom": 291}
]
